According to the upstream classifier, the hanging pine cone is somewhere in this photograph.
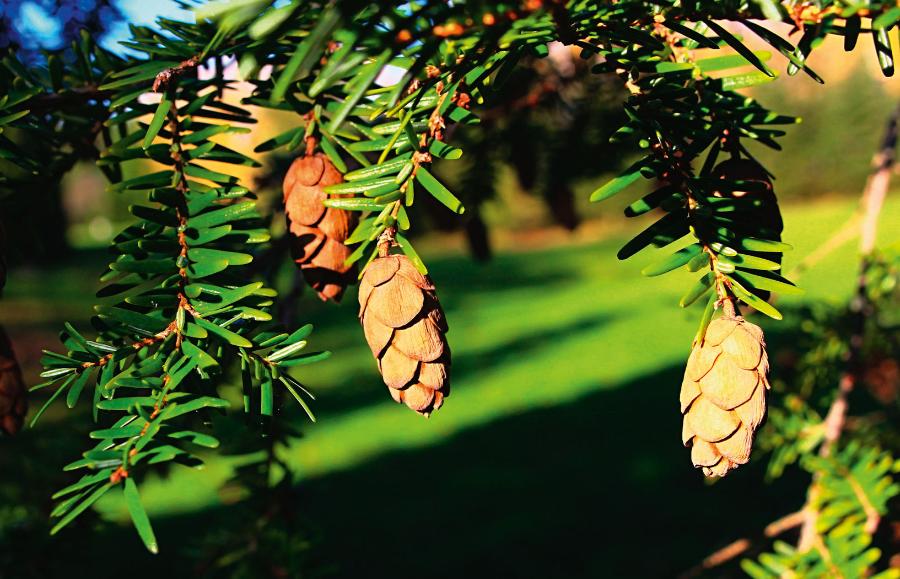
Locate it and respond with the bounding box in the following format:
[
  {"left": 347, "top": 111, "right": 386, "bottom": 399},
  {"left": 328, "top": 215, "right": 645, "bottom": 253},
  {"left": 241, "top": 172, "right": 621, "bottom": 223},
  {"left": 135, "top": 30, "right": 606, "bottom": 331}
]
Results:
[
  {"left": 712, "top": 158, "right": 784, "bottom": 301},
  {"left": 681, "top": 314, "right": 770, "bottom": 477},
  {"left": 283, "top": 153, "right": 358, "bottom": 302},
  {"left": 358, "top": 246, "right": 450, "bottom": 416},
  {"left": 0, "top": 327, "right": 27, "bottom": 435},
  {"left": 711, "top": 158, "right": 783, "bottom": 238},
  {"left": 0, "top": 220, "right": 7, "bottom": 292}
]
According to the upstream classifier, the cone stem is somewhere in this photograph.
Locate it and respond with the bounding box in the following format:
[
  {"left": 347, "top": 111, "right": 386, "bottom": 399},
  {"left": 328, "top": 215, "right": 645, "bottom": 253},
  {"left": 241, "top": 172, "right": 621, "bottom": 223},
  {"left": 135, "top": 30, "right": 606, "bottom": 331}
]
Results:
[
  {"left": 722, "top": 297, "right": 736, "bottom": 318},
  {"left": 377, "top": 227, "right": 396, "bottom": 257},
  {"left": 304, "top": 135, "right": 317, "bottom": 156}
]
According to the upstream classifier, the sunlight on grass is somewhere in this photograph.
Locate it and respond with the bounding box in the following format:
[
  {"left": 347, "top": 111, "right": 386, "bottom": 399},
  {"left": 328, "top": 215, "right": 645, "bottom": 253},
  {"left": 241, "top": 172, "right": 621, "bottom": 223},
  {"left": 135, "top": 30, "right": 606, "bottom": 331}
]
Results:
[{"left": 91, "top": 195, "right": 900, "bottom": 520}]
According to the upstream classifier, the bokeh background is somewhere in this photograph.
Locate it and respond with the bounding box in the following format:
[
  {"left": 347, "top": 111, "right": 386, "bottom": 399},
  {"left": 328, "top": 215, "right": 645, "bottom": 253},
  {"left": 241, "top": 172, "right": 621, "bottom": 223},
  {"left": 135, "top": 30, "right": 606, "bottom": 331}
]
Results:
[{"left": 1, "top": 2, "right": 900, "bottom": 577}]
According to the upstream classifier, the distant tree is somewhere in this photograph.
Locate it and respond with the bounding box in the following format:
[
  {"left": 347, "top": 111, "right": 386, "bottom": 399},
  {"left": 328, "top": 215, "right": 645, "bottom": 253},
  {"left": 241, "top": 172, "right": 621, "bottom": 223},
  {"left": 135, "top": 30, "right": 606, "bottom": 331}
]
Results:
[
  {"left": 0, "top": 0, "right": 124, "bottom": 60},
  {"left": 0, "top": 0, "right": 126, "bottom": 261}
]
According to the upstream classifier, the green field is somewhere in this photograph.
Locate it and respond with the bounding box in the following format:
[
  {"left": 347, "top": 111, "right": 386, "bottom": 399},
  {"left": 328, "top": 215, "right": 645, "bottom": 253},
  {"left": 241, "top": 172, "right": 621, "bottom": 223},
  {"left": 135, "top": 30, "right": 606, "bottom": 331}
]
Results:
[{"left": 2, "top": 195, "right": 897, "bottom": 577}]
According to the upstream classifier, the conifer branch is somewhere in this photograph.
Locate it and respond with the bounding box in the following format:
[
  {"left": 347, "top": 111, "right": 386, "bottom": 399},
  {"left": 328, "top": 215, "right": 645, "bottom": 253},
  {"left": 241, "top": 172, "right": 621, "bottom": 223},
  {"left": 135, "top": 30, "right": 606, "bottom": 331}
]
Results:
[
  {"left": 680, "top": 510, "right": 805, "bottom": 578},
  {"left": 5, "top": 0, "right": 900, "bottom": 564},
  {"left": 797, "top": 101, "right": 900, "bottom": 553},
  {"left": 27, "top": 85, "right": 114, "bottom": 112}
]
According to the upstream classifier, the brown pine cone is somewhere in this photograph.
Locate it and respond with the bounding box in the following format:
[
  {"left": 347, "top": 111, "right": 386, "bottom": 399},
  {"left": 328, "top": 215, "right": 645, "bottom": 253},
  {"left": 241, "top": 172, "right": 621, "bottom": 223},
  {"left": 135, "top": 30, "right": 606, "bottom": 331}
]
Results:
[
  {"left": 681, "top": 315, "right": 770, "bottom": 477},
  {"left": 0, "top": 220, "right": 7, "bottom": 292},
  {"left": 283, "top": 153, "right": 358, "bottom": 302},
  {"left": 358, "top": 253, "right": 450, "bottom": 416},
  {"left": 712, "top": 158, "right": 784, "bottom": 301},
  {"left": 711, "top": 158, "right": 783, "bottom": 239},
  {"left": 0, "top": 327, "right": 27, "bottom": 435}
]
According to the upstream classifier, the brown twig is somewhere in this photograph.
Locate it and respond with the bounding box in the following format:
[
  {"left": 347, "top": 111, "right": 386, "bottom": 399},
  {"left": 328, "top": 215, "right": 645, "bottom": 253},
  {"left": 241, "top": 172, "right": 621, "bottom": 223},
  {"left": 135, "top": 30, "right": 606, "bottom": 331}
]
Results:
[
  {"left": 80, "top": 323, "right": 174, "bottom": 369},
  {"left": 399, "top": 81, "right": 451, "bottom": 200},
  {"left": 820, "top": 103, "right": 898, "bottom": 455},
  {"left": 786, "top": 214, "right": 861, "bottom": 281},
  {"left": 797, "top": 102, "right": 900, "bottom": 552},
  {"left": 165, "top": 101, "right": 204, "bottom": 346},
  {"left": 679, "top": 510, "right": 806, "bottom": 578},
  {"left": 847, "top": 472, "right": 882, "bottom": 534},
  {"left": 26, "top": 85, "right": 114, "bottom": 112},
  {"left": 153, "top": 56, "right": 202, "bottom": 93}
]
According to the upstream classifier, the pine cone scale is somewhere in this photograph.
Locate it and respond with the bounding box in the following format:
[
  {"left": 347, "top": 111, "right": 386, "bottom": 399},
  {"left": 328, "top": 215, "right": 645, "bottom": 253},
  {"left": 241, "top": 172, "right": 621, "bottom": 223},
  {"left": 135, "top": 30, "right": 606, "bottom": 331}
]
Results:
[
  {"left": 401, "top": 383, "right": 434, "bottom": 412},
  {"left": 717, "top": 426, "right": 752, "bottom": 464},
  {"left": 685, "top": 346, "right": 720, "bottom": 381},
  {"left": 365, "top": 257, "right": 401, "bottom": 286},
  {"left": 396, "top": 258, "right": 434, "bottom": 289},
  {"left": 362, "top": 311, "right": 393, "bottom": 358},
  {"left": 691, "top": 440, "right": 720, "bottom": 467},
  {"left": 369, "top": 278, "right": 424, "bottom": 328},
  {"left": 699, "top": 357, "right": 759, "bottom": 409},
  {"left": 734, "top": 383, "right": 766, "bottom": 429},
  {"left": 379, "top": 345, "right": 419, "bottom": 389},
  {"left": 393, "top": 319, "right": 444, "bottom": 361},
  {"left": 686, "top": 397, "right": 741, "bottom": 442},
  {"left": 318, "top": 210, "right": 352, "bottom": 239},
  {"left": 418, "top": 361, "right": 447, "bottom": 388},
  {"left": 358, "top": 280, "right": 375, "bottom": 313},
  {"left": 427, "top": 300, "right": 448, "bottom": 332},
  {"left": 680, "top": 376, "right": 701, "bottom": 413},
  {"left": 704, "top": 321, "right": 737, "bottom": 347},
  {"left": 285, "top": 156, "right": 326, "bottom": 188},
  {"left": 722, "top": 328, "right": 763, "bottom": 369},
  {"left": 289, "top": 228, "right": 326, "bottom": 262}
]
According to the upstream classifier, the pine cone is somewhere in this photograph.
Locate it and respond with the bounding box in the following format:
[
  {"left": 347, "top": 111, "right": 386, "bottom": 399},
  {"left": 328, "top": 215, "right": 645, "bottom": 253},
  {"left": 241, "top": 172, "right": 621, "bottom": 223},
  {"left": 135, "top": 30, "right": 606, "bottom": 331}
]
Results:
[
  {"left": 0, "top": 327, "right": 27, "bottom": 435},
  {"left": 358, "top": 254, "right": 450, "bottom": 416},
  {"left": 711, "top": 158, "right": 783, "bottom": 239},
  {"left": 712, "top": 159, "right": 784, "bottom": 301},
  {"left": 0, "top": 220, "right": 7, "bottom": 292},
  {"left": 681, "top": 315, "right": 770, "bottom": 477},
  {"left": 283, "top": 153, "right": 358, "bottom": 302}
]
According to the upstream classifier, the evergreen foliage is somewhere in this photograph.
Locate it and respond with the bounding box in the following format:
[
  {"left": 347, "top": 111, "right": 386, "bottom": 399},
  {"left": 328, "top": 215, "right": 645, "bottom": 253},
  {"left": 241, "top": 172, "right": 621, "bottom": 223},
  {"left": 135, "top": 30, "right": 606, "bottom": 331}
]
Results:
[{"left": 1, "top": 1, "right": 898, "bottom": 576}]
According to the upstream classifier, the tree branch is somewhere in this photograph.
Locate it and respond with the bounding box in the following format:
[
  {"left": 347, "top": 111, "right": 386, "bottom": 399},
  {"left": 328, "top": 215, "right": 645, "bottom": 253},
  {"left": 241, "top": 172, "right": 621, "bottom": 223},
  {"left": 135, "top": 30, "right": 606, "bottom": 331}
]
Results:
[
  {"left": 797, "top": 101, "right": 900, "bottom": 551},
  {"left": 785, "top": 214, "right": 860, "bottom": 280},
  {"left": 846, "top": 471, "right": 881, "bottom": 534},
  {"left": 25, "top": 85, "right": 114, "bottom": 113},
  {"left": 679, "top": 510, "right": 806, "bottom": 578},
  {"left": 821, "top": 102, "right": 898, "bottom": 455}
]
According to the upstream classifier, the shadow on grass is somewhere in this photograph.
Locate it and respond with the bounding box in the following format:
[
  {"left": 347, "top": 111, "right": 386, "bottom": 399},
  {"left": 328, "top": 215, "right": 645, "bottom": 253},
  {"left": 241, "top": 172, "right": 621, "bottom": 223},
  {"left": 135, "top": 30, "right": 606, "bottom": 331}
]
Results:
[
  {"left": 294, "top": 364, "right": 808, "bottom": 579},
  {"left": 290, "top": 244, "right": 587, "bottom": 349},
  {"left": 31, "top": 359, "right": 805, "bottom": 579},
  {"left": 0, "top": 248, "right": 811, "bottom": 578},
  {"left": 312, "top": 310, "right": 617, "bottom": 417}
]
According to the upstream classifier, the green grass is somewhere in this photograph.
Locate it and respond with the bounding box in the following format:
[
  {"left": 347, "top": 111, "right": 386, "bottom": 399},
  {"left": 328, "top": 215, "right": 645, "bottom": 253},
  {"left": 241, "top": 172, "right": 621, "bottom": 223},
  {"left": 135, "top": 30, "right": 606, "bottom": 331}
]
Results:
[
  {"left": 109, "top": 195, "right": 898, "bottom": 508},
  {"left": 2, "top": 195, "right": 898, "bottom": 577}
]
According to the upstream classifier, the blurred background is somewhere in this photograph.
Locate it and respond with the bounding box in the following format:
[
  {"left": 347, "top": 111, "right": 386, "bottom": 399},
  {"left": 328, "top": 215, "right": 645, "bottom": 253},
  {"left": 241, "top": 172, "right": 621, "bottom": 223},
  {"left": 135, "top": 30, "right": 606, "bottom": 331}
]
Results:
[{"left": 1, "top": 2, "right": 899, "bottom": 577}]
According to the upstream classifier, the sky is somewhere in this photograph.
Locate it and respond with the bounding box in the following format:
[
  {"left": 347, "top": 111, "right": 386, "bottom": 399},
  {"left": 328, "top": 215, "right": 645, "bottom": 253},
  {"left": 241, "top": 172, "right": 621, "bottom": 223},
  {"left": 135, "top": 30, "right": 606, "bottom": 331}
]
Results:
[
  {"left": 9, "top": 0, "right": 191, "bottom": 55},
  {"left": 106, "top": 0, "right": 192, "bottom": 51}
]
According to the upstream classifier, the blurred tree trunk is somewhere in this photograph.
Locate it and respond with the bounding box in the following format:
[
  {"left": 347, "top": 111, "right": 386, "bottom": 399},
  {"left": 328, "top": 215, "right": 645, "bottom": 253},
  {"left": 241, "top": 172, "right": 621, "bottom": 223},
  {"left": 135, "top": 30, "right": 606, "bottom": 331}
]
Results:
[{"left": 4, "top": 178, "right": 70, "bottom": 265}]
